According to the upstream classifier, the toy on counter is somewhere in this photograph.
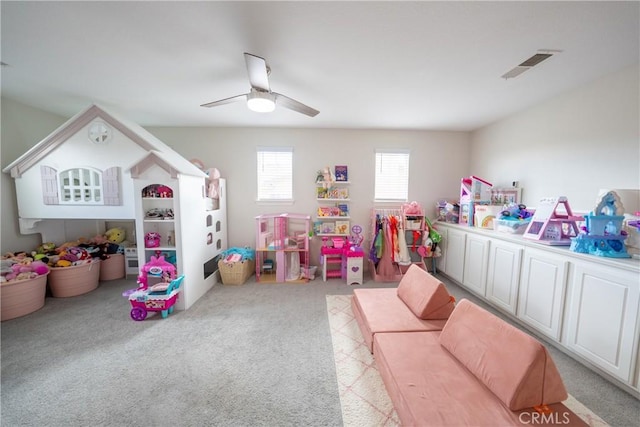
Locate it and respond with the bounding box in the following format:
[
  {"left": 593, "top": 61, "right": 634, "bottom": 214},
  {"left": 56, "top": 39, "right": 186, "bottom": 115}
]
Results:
[
  {"left": 570, "top": 191, "right": 631, "bottom": 258},
  {"left": 495, "top": 203, "right": 533, "bottom": 234},
  {"left": 523, "top": 196, "right": 582, "bottom": 245},
  {"left": 349, "top": 225, "right": 364, "bottom": 250}
]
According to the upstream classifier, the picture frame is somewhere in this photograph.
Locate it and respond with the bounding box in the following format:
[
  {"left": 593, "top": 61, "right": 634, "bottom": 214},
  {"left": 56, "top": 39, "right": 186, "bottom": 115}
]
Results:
[{"left": 490, "top": 188, "right": 522, "bottom": 205}]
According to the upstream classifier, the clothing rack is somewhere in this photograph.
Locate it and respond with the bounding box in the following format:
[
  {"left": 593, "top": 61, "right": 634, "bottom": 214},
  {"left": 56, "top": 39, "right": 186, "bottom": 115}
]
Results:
[{"left": 369, "top": 205, "right": 438, "bottom": 282}]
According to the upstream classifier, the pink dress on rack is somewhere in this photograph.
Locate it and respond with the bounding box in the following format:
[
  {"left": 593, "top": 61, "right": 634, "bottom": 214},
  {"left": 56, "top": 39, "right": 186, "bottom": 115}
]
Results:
[{"left": 377, "top": 218, "right": 398, "bottom": 277}]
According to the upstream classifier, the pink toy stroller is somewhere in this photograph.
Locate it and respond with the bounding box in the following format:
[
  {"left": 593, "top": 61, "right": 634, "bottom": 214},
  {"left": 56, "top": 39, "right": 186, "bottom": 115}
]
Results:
[{"left": 125, "top": 254, "right": 182, "bottom": 321}]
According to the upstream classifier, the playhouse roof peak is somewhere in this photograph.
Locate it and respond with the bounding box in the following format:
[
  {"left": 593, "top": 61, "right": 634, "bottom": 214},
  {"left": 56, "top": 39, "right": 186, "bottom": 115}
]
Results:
[{"left": 3, "top": 103, "right": 205, "bottom": 179}]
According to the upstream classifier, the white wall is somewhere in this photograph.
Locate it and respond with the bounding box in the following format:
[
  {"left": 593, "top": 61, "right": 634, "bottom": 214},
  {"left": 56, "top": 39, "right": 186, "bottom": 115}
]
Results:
[
  {"left": 1, "top": 98, "right": 470, "bottom": 255},
  {"left": 4, "top": 63, "right": 637, "bottom": 255},
  {"left": 1, "top": 99, "right": 67, "bottom": 253},
  {"left": 144, "top": 127, "right": 470, "bottom": 256},
  {"left": 470, "top": 64, "right": 640, "bottom": 213}
]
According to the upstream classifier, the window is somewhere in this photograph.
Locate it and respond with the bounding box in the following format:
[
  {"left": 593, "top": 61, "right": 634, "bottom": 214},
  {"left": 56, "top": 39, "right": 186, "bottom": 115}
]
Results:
[
  {"left": 374, "top": 150, "right": 410, "bottom": 202},
  {"left": 59, "top": 167, "right": 102, "bottom": 204},
  {"left": 257, "top": 147, "right": 293, "bottom": 201}
]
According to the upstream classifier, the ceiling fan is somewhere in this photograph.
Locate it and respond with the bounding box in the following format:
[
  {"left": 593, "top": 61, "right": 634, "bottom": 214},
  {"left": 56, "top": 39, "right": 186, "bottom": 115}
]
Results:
[{"left": 200, "top": 53, "right": 319, "bottom": 117}]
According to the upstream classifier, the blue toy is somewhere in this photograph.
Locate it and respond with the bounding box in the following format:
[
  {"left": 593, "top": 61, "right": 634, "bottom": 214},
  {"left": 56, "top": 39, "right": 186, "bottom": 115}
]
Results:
[{"left": 570, "top": 191, "right": 630, "bottom": 258}]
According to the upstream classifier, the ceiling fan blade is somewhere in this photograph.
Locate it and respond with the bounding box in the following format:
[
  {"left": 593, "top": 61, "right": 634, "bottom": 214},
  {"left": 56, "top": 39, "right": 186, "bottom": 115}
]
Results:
[
  {"left": 200, "top": 94, "right": 247, "bottom": 108},
  {"left": 273, "top": 93, "right": 319, "bottom": 117},
  {"left": 244, "top": 52, "right": 270, "bottom": 92}
]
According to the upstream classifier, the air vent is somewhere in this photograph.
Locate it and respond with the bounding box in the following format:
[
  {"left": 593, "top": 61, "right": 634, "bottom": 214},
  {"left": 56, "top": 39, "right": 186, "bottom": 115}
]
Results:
[{"left": 501, "top": 50, "right": 559, "bottom": 79}]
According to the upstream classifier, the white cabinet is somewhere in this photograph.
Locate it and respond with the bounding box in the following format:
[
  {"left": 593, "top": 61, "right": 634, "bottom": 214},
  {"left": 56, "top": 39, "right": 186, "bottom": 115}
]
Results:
[
  {"left": 444, "top": 228, "right": 466, "bottom": 283},
  {"left": 566, "top": 263, "right": 640, "bottom": 382},
  {"left": 435, "top": 226, "right": 448, "bottom": 273},
  {"left": 462, "top": 234, "right": 490, "bottom": 296},
  {"left": 517, "top": 248, "right": 568, "bottom": 340},
  {"left": 435, "top": 221, "right": 640, "bottom": 393},
  {"left": 486, "top": 240, "right": 523, "bottom": 315}
]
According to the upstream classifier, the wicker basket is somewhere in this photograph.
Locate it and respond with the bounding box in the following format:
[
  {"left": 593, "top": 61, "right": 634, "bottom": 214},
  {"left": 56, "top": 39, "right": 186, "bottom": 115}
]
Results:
[
  {"left": 1, "top": 273, "right": 49, "bottom": 321},
  {"left": 48, "top": 260, "right": 101, "bottom": 297},
  {"left": 218, "top": 259, "right": 255, "bottom": 285},
  {"left": 99, "top": 254, "right": 125, "bottom": 281}
]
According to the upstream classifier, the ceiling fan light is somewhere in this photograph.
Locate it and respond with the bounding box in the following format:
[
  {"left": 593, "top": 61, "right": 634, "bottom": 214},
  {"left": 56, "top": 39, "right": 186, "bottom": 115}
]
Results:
[{"left": 247, "top": 91, "right": 276, "bottom": 113}]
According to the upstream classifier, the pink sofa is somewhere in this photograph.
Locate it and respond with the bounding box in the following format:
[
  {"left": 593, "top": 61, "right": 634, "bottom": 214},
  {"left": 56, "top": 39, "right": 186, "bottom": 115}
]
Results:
[
  {"left": 351, "top": 264, "right": 455, "bottom": 352},
  {"left": 352, "top": 267, "right": 586, "bottom": 426}
]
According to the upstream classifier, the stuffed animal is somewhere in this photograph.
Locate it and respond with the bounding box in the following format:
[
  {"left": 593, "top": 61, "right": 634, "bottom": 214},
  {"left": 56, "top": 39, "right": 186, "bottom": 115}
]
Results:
[
  {"left": 1, "top": 256, "right": 49, "bottom": 281},
  {"left": 105, "top": 227, "right": 126, "bottom": 244},
  {"left": 321, "top": 166, "right": 335, "bottom": 189},
  {"left": 32, "top": 242, "right": 57, "bottom": 262}
]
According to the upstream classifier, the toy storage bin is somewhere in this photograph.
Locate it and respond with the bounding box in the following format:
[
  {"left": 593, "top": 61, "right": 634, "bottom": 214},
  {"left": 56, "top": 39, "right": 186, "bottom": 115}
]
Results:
[
  {"left": 218, "top": 259, "right": 255, "bottom": 285},
  {"left": 99, "top": 254, "right": 126, "bottom": 281},
  {"left": 1, "top": 273, "right": 49, "bottom": 321},
  {"left": 495, "top": 219, "right": 530, "bottom": 234},
  {"left": 48, "top": 260, "right": 101, "bottom": 297}
]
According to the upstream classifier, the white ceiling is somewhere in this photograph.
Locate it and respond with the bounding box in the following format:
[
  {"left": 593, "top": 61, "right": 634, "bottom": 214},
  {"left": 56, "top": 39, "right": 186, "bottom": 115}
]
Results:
[{"left": 1, "top": 1, "right": 638, "bottom": 131}]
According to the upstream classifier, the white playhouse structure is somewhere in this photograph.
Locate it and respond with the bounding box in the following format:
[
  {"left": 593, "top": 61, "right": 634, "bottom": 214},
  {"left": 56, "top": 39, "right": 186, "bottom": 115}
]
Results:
[{"left": 3, "top": 104, "right": 227, "bottom": 310}]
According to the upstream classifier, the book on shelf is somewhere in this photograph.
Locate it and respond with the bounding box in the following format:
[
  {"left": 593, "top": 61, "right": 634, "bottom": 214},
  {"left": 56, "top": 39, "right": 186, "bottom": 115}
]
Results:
[
  {"left": 317, "top": 187, "right": 328, "bottom": 199},
  {"left": 318, "top": 206, "right": 341, "bottom": 217},
  {"left": 334, "top": 165, "right": 348, "bottom": 182},
  {"left": 335, "top": 220, "right": 350, "bottom": 235},
  {"left": 321, "top": 222, "right": 335, "bottom": 234},
  {"left": 338, "top": 204, "right": 349, "bottom": 216}
]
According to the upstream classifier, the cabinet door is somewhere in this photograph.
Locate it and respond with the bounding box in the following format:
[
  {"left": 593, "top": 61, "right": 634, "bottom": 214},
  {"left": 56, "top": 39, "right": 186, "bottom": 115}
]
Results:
[
  {"left": 435, "top": 226, "right": 448, "bottom": 273},
  {"left": 517, "top": 248, "right": 568, "bottom": 340},
  {"left": 486, "top": 240, "right": 523, "bottom": 315},
  {"left": 444, "top": 228, "right": 466, "bottom": 283},
  {"left": 462, "top": 234, "right": 490, "bottom": 296},
  {"left": 566, "top": 264, "right": 640, "bottom": 382}
]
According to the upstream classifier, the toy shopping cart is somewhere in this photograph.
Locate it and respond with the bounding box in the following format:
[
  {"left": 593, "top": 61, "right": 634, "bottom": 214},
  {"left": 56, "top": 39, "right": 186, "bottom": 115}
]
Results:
[{"left": 126, "top": 275, "right": 184, "bottom": 321}]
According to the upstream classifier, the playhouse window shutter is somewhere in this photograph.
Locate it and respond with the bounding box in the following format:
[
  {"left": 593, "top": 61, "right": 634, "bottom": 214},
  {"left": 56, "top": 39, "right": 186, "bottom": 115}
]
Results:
[
  {"left": 41, "top": 165, "right": 59, "bottom": 205},
  {"left": 374, "top": 150, "right": 410, "bottom": 201},
  {"left": 256, "top": 147, "right": 293, "bottom": 201},
  {"left": 103, "top": 167, "right": 121, "bottom": 205}
]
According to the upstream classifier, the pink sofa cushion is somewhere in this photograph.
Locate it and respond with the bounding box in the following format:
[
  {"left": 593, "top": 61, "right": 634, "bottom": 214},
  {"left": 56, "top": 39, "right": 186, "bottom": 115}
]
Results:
[
  {"left": 439, "top": 299, "right": 568, "bottom": 411},
  {"left": 396, "top": 264, "right": 455, "bottom": 319},
  {"left": 352, "top": 289, "right": 447, "bottom": 352},
  {"left": 374, "top": 331, "right": 585, "bottom": 426}
]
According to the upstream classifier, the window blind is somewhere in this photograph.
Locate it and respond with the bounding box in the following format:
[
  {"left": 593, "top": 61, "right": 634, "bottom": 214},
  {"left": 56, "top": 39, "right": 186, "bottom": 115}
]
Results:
[
  {"left": 257, "top": 147, "right": 293, "bottom": 201},
  {"left": 374, "top": 150, "right": 410, "bottom": 201}
]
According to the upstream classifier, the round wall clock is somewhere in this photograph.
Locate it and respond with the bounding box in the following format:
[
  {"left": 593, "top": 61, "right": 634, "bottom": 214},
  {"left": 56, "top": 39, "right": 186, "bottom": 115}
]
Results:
[{"left": 88, "top": 121, "right": 111, "bottom": 144}]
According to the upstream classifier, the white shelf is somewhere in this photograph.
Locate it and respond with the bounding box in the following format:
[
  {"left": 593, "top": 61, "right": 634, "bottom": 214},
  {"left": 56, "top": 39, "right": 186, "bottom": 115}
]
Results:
[
  {"left": 317, "top": 233, "right": 349, "bottom": 237},
  {"left": 144, "top": 219, "right": 175, "bottom": 223},
  {"left": 316, "top": 216, "right": 350, "bottom": 220},
  {"left": 316, "top": 181, "right": 350, "bottom": 186},
  {"left": 144, "top": 246, "right": 176, "bottom": 251},
  {"left": 317, "top": 198, "right": 350, "bottom": 202}
]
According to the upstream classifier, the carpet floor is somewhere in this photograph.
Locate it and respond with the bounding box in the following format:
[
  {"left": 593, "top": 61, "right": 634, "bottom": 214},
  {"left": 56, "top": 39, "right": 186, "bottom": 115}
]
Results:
[{"left": 326, "top": 294, "right": 609, "bottom": 427}]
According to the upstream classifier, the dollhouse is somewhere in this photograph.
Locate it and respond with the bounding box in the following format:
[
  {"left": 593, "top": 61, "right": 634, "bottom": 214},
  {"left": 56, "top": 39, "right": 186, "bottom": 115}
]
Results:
[
  {"left": 570, "top": 191, "right": 631, "bottom": 258},
  {"left": 3, "top": 104, "right": 227, "bottom": 310}
]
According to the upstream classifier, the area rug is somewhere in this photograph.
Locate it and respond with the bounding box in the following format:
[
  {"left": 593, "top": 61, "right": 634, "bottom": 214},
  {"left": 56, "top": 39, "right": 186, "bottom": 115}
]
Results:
[{"left": 326, "top": 294, "right": 608, "bottom": 427}]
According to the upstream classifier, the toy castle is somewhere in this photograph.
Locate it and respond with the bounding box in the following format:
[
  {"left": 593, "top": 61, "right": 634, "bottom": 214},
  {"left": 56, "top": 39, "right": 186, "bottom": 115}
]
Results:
[{"left": 570, "top": 191, "right": 630, "bottom": 258}]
